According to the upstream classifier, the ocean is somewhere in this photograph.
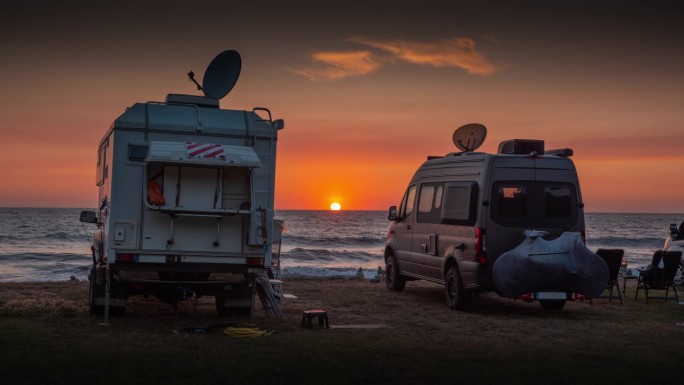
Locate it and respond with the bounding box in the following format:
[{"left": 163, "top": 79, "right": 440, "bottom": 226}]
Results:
[{"left": 0, "top": 208, "right": 681, "bottom": 282}]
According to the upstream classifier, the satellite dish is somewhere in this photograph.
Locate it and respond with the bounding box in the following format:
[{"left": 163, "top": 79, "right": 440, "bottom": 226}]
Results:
[
  {"left": 453, "top": 123, "right": 487, "bottom": 152},
  {"left": 201, "top": 50, "right": 242, "bottom": 99}
]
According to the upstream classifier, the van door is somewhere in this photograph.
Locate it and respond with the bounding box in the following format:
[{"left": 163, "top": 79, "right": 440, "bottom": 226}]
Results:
[
  {"left": 486, "top": 157, "right": 537, "bottom": 266},
  {"left": 394, "top": 185, "right": 417, "bottom": 273},
  {"left": 534, "top": 158, "right": 582, "bottom": 234},
  {"left": 412, "top": 183, "right": 444, "bottom": 279}
]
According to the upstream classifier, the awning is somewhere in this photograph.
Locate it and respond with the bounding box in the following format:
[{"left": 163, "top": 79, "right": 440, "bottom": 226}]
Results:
[{"left": 145, "top": 141, "right": 261, "bottom": 167}]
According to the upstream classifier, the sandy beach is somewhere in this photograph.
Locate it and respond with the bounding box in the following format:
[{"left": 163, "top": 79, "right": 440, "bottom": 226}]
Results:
[{"left": 1, "top": 277, "right": 682, "bottom": 384}]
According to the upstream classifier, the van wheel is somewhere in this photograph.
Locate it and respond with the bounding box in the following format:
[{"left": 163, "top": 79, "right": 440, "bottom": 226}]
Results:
[
  {"left": 385, "top": 254, "right": 406, "bottom": 292},
  {"left": 445, "top": 265, "right": 471, "bottom": 310},
  {"left": 539, "top": 300, "right": 566, "bottom": 310}
]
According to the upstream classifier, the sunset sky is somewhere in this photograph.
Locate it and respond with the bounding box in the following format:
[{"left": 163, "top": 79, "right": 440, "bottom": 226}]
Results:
[{"left": 0, "top": 1, "right": 681, "bottom": 212}]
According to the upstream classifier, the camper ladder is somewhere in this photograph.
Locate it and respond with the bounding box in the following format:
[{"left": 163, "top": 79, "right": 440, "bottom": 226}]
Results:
[{"left": 254, "top": 270, "right": 283, "bottom": 319}]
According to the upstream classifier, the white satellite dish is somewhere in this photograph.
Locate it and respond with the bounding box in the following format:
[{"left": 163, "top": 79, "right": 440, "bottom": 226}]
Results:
[
  {"left": 452, "top": 123, "right": 487, "bottom": 152},
  {"left": 201, "top": 50, "right": 242, "bottom": 99}
]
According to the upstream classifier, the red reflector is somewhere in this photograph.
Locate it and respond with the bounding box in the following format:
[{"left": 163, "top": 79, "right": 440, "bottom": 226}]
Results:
[
  {"left": 475, "top": 227, "right": 487, "bottom": 263},
  {"left": 117, "top": 253, "right": 135, "bottom": 262},
  {"left": 247, "top": 257, "right": 263, "bottom": 266}
]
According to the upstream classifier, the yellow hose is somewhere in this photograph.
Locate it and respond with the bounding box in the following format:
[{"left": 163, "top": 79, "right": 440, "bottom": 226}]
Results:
[{"left": 224, "top": 327, "right": 272, "bottom": 338}]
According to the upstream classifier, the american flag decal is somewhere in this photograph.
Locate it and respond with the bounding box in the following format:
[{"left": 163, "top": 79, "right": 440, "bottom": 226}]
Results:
[{"left": 185, "top": 141, "right": 226, "bottom": 159}]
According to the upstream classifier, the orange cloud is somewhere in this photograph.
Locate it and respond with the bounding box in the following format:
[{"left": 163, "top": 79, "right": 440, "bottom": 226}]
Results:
[
  {"left": 292, "top": 50, "right": 381, "bottom": 81},
  {"left": 349, "top": 36, "right": 498, "bottom": 75}
]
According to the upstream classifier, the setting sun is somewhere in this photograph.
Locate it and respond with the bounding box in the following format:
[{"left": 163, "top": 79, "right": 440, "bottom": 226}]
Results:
[{"left": 330, "top": 202, "right": 342, "bottom": 211}]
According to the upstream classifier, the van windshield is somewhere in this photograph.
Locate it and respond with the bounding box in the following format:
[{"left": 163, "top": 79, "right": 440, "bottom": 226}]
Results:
[{"left": 491, "top": 181, "right": 578, "bottom": 228}]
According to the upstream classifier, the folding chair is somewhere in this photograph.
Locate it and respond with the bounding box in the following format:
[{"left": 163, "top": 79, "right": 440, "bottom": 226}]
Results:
[
  {"left": 596, "top": 248, "right": 625, "bottom": 304},
  {"left": 634, "top": 250, "right": 682, "bottom": 303}
]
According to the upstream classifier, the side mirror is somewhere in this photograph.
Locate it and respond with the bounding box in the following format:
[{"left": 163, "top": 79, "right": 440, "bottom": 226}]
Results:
[
  {"left": 670, "top": 223, "right": 679, "bottom": 238},
  {"left": 79, "top": 211, "right": 98, "bottom": 224},
  {"left": 388, "top": 206, "right": 398, "bottom": 221},
  {"left": 272, "top": 119, "right": 285, "bottom": 130}
]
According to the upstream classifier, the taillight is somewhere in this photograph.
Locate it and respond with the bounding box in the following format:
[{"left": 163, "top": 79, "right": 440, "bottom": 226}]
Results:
[
  {"left": 116, "top": 253, "right": 135, "bottom": 262},
  {"left": 247, "top": 257, "right": 263, "bottom": 266},
  {"left": 475, "top": 227, "right": 487, "bottom": 263}
]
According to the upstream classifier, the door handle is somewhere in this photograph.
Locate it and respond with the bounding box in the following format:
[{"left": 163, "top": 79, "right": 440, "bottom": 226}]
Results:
[{"left": 406, "top": 225, "right": 412, "bottom": 230}]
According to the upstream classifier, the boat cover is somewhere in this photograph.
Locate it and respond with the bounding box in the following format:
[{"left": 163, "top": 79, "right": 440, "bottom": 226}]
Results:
[{"left": 492, "top": 231, "right": 608, "bottom": 298}]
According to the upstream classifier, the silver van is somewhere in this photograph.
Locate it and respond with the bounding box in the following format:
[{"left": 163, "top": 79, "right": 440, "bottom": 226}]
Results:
[{"left": 384, "top": 128, "right": 585, "bottom": 310}]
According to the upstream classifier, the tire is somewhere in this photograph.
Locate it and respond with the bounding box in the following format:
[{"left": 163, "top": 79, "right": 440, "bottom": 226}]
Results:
[
  {"left": 385, "top": 254, "right": 406, "bottom": 292},
  {"left": 445, "top": 265, "right": 471, "bottom": 310},
  {"left": 539, "top": 300, "right": 566, "bottom": 310}
]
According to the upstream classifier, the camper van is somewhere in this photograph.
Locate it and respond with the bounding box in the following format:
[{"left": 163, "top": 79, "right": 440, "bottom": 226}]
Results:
[
  {"left": 79, "top": 51, "right": 284, "bottom": 316},
  {"left": 384, "top": 124, "right": 585, "bottom": 310}
]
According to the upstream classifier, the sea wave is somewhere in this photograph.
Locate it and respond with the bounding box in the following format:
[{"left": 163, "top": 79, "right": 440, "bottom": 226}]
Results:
[
  {"left": 280, "top": 265, "right": 382, "bottom": 279},
  {"left": 586, "top": 236, "right": 664, "bottom": 248},
  {"left": 282, "top": 247, "right": 380, "bottom": 263},
  {"left": 283, "top": 234, "right": 383, "bottom": 247}
]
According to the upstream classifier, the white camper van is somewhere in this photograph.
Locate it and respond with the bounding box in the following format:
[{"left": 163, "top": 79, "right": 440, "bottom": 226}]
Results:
[
  {"left": 384, "top": 124, "right": 586, "bottom": 310},
  {"left": 79, "top": 50, "right": 284, "bottom": 316}
]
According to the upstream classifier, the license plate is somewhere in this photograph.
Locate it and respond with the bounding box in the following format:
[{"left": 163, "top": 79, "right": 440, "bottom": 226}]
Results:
[{"left": 535, "top": 292, "right": 567, "bottom": 300}]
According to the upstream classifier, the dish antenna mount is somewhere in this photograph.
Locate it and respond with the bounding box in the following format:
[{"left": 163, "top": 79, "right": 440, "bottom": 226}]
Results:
[
  {"left": 453, "top": 123, "right": 487, "bottom": 152},
  {"left": 186, "top": 50, "right": 242, "bottom": 100}
]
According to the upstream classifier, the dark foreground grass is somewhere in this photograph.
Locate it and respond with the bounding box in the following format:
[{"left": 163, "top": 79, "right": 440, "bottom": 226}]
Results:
[{"left": 1, "top": 279, "right": 683, "bottom": 385}]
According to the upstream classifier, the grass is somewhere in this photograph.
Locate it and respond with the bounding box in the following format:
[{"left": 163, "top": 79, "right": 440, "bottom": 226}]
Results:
[{"left": 0, "top": 279, "right": 683, "bottom": 384}]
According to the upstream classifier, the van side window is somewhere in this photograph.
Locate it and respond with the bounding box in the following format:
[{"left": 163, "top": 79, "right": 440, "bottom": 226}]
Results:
[
  {"left": 434, "top": 186, "right": 443, "bottom": 209},
  {"left": 418, "top": 185, "right": 435, "bottom": 213},
  {"left": 441, "top": 182, "right": 478, "bottom": 225},
  {"left": 417, "top": 183, "right": 440, "bottom": 223},
  {"left": 402, "top": 185, "right": 417, "bottom": 221}
]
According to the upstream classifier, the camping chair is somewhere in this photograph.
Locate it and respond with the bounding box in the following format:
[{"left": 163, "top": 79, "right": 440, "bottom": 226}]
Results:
[
  {"left": 596, "top": 248, "right": 625, "bottom": 304},
  {"left": 634, "top": 250, "right": 682, "bottom": 303}
]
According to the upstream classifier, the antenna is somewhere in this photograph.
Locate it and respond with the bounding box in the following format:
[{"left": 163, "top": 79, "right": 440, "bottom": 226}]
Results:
[
  {"left": 452, "top": 123, "right": 487, "bottom": 152},
  {"left": 201, "top": 50, "right": 242, "bottom": 99}
]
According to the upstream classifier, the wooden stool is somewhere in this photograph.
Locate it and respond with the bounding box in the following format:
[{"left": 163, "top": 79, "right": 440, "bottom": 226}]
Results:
[{"left": 301, "top": 310, "right": 329, "bottom": 329}]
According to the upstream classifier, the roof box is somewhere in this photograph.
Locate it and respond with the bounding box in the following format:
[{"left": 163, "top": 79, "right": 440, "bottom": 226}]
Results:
[
  {"left": 165, "top": 94, "right": 220, "bottom": 108},
  {"left": 498, "top": 139, "right": 544, "bottom": 155}
]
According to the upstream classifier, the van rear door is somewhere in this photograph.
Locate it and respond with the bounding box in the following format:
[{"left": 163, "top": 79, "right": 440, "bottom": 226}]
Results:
[
  {"left": 486, "top": 157, "right": 537, "bottom": 266},
  {"left": 486, "top": 156, "right": 582, "bottom": 268}
]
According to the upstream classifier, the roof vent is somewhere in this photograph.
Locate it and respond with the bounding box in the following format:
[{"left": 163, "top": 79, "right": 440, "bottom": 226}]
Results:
[{"left": 498, "top": 139, "right": 544, "bottom": 155}]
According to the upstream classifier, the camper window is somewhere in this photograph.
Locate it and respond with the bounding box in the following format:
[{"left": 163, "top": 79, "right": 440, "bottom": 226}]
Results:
[{"left": 96, "top": 140, "right": 108, "bottom": 186}]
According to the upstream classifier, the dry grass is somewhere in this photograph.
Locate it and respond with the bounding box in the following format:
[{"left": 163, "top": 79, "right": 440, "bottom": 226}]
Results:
[{"left": 0, "top": 278, "right": 683, "bottom": 384}]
